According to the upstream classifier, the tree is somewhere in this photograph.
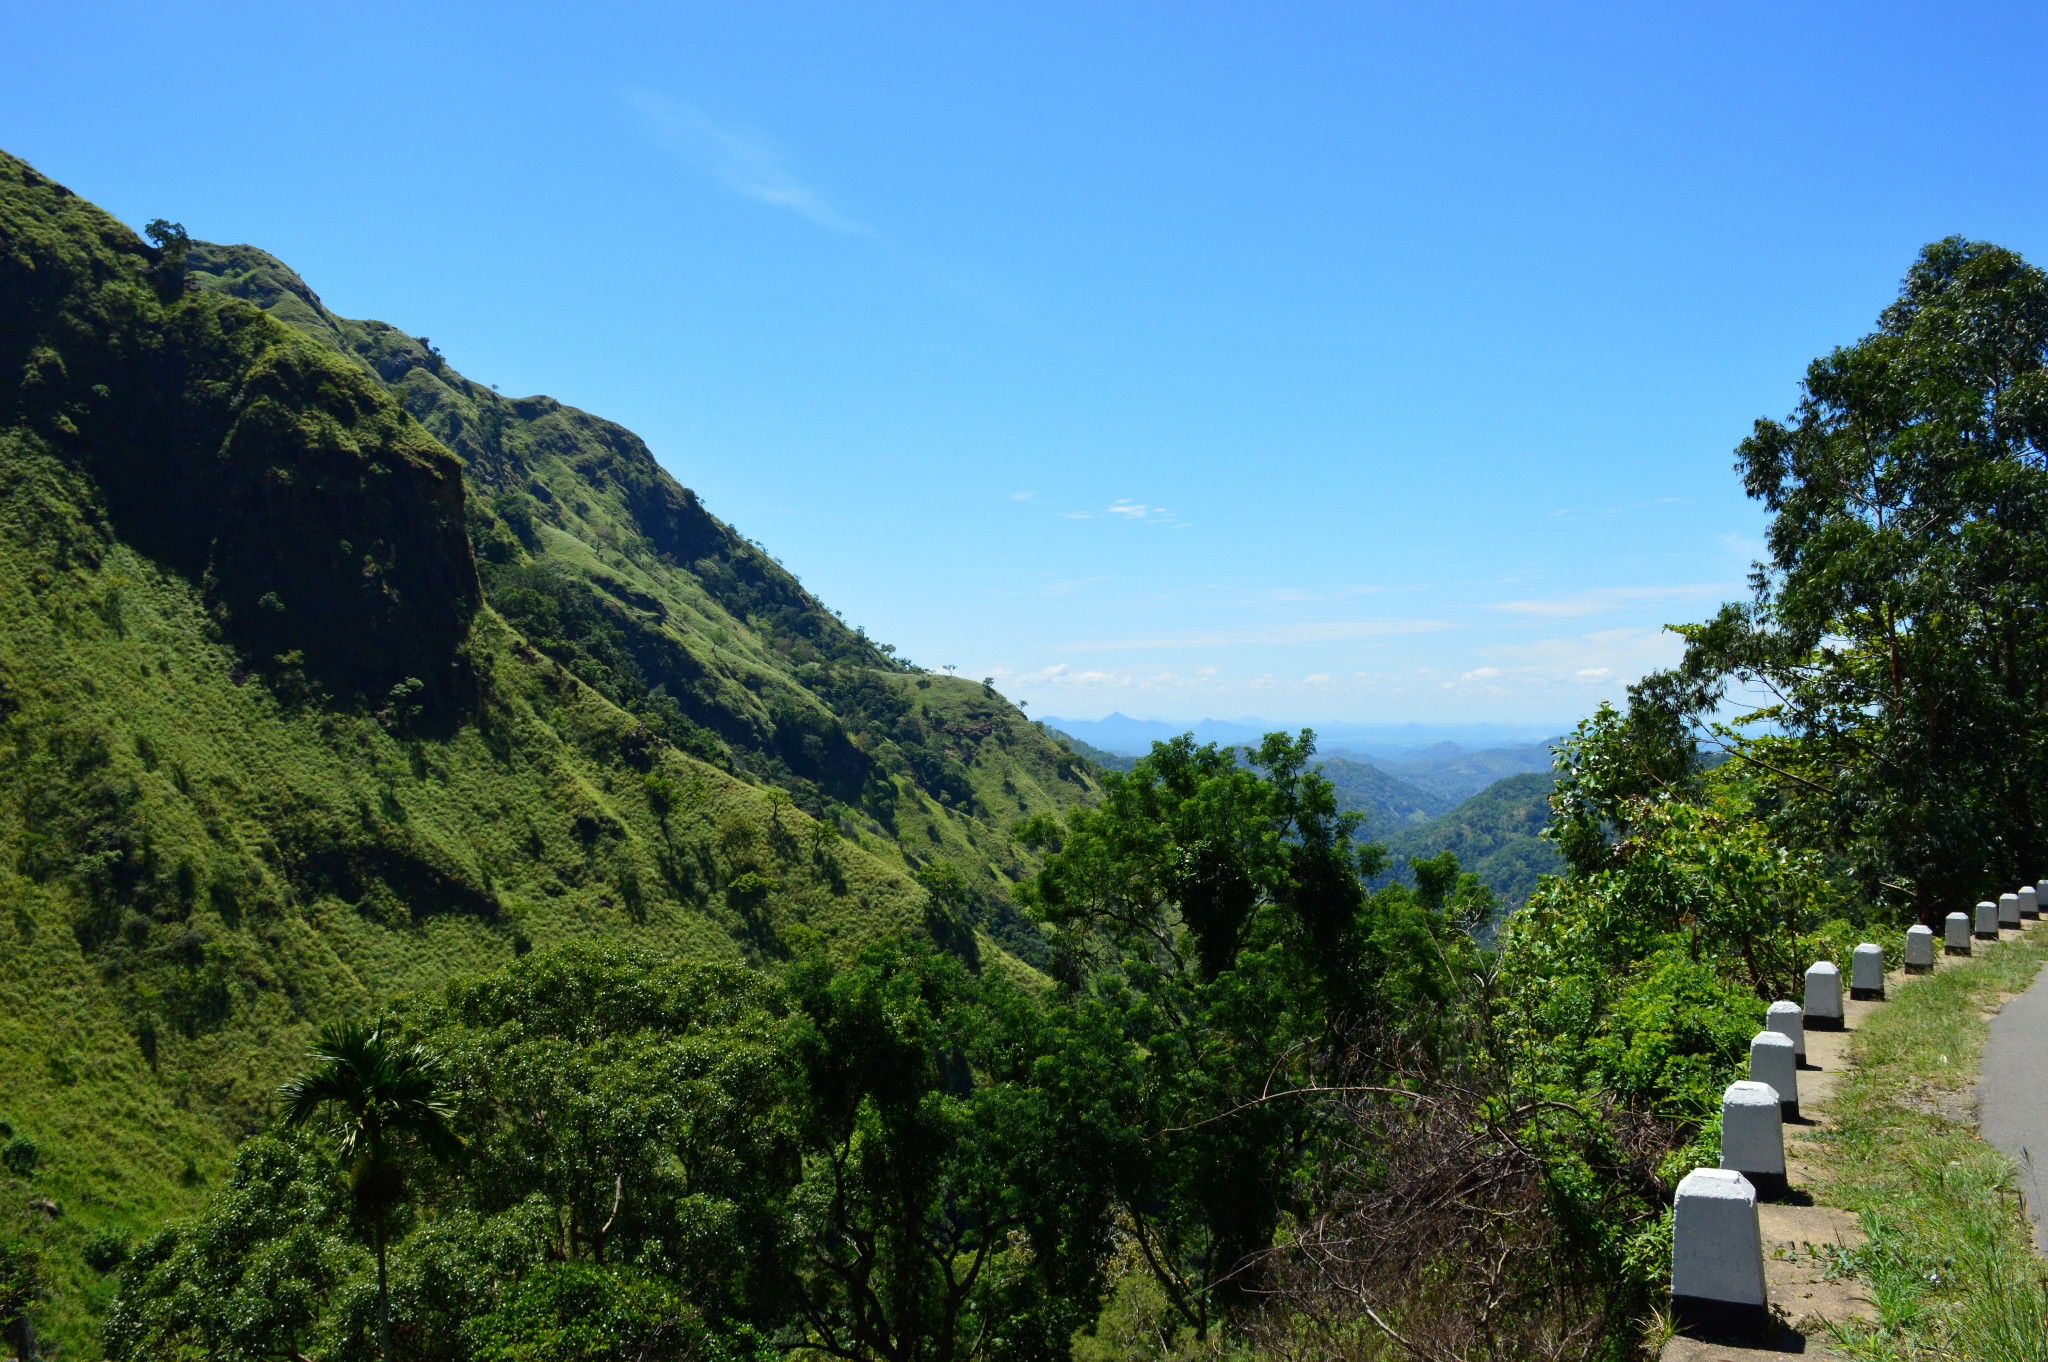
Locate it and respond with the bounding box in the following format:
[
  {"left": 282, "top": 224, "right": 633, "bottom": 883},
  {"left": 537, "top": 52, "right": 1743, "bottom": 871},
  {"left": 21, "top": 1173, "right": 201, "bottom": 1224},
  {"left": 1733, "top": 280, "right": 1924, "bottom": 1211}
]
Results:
[
  {"left": 780, "top": 941, "right": 1135, "bottom": 1362},
  {"left": 281, "top": 1022, "right": 462, "bottom": 1362},
  {"left": 1662, "top": 237, "right": 2048, "bottom": 919},
  {"left": 143, "top": 218, "right": 189, "bottom": 294},
  {"left": 0, "top": 1234, "right": 40, "bottom": 1362},
  {"left": 1018, "top": 731, "right": 1474, "bottom": 1336}
]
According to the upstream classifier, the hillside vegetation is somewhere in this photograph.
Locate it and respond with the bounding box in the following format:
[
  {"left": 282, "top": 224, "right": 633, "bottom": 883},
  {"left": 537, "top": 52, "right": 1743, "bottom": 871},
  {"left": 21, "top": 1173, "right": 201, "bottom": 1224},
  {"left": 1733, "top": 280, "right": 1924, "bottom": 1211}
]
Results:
[
  {"left": 183, "top": 240, "right": 1097, "bottom": 909},
  {"left": 1378, "top": 771, "right": 1560, "bottom": 911},
  {"left": 0, "top": 149, "right": 1090, "bottom": 1354}
]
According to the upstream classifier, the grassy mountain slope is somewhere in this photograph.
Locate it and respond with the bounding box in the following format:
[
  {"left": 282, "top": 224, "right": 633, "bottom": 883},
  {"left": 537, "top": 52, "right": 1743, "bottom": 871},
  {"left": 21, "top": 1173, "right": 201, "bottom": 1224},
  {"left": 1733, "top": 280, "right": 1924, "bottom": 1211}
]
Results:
[
  {"left": 185, "top": 241, "right": 1097, "bottom": 909},
  {"left": 0, "top": 150, "right": 1085, "bottom": 1355},
  {"left": 1375, "top": 771, "right": 1560, "bottom": 909}
]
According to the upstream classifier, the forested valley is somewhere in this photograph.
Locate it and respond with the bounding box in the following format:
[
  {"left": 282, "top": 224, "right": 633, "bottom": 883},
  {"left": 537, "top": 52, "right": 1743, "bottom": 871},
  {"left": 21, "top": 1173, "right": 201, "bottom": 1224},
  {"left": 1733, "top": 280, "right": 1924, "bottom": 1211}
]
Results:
[{"left": 4, "top": 148, "right": 2047, "bottom": 1361}]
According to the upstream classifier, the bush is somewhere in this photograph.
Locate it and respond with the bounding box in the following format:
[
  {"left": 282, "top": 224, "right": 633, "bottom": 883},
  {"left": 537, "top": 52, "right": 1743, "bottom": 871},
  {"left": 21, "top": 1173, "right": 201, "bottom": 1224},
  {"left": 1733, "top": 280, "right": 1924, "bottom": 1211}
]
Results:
[
  {"left": 82, "top": 1231, "right": 130, "bottom": 1273},
  {"left": 467, "top": 1264, "right": 717, "bottom": 1362},
  {"left": 2, "top": 1135, "right": 38, "bottom": 1178}
]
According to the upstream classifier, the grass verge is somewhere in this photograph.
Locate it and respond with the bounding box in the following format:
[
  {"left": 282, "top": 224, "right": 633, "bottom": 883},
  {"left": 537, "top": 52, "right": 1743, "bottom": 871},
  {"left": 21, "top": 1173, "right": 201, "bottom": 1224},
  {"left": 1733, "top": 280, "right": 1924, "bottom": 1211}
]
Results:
[{"left": 1810, "top": 928, "right": 2048, "bottom": 1360}]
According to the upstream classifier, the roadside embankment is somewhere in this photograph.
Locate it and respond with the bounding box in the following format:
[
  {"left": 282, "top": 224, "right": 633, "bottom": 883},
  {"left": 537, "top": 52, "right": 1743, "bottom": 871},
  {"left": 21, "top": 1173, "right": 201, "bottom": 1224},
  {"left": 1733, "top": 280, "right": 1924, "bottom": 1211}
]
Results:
[{"left": 1663, "top": 908, "right": 2048, "bottom": 1362}]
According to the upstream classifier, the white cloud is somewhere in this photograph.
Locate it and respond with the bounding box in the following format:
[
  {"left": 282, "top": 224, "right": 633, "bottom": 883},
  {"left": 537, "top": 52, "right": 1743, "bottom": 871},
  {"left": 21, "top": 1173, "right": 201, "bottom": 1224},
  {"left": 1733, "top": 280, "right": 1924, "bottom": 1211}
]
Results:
[
  {"left": 1488, "top": 583, "right": 1737, "bottom": 618},
  {"left": 1305, "top": 673, "right": 1332, "bottom": 684},
  {"left": 624, "top": 88, "right": 864, "bottom": 234},
  {"left": 1008, "top": 490, "right": 1036, "bottom": 502},
  {"left": 1483, "top": 626, "right": 1685, "bottom": 676},
  {"left": 1061, "top": 618, "right": 1457, "bottom": 651}
]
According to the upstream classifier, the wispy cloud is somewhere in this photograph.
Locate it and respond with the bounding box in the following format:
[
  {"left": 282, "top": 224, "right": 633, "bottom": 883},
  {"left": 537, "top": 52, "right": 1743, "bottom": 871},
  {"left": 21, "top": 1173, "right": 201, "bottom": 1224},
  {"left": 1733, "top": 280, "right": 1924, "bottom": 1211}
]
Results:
[
  {"left": 1548, "top": 496, "right": 1695, "bottom": 521},
  {"left": 1057, "top": 498, "right": 1182, "bottom": 525},
  {"left": 1721, "top": 531, "right": 1766, "bottom": 561},
  {"left": 1488, "top": 583, "right": 1737, "bottom": 618},
  {"left": 624, "top": 88, "right": 863, "bottom": 234},
  {"left": 1060, "top": 618, "right": 1456, "bottom": 651},
  {"left": 1482, "top": 626, "right": 1686, "bottom": 676},
  {"left": 1008, "top": 490, "right": 1036, "bottom": 502}
]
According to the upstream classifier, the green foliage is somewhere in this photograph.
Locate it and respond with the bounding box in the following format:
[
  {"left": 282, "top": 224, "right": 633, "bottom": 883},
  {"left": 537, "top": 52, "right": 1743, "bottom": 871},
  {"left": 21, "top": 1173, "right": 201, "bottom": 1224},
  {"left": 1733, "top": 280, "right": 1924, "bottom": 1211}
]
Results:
[
  {"left": 105, "top": 1136, "right": 362, "bottom": 1362},
  {"left": 1661, "top": 236, "right": 2048, "bottom": 918},
  {"left": 467, "top": 1263, "right": 720, "bottom": 1362},
  {"left": 3, "top": 1133, "right": 38, "bottom": 1177},
  {"left": 1019, "top": 731, "right": 1476, "bottom": 1334},
  {"left": 80, "top": 1231, "right": 128, "bottom": 1274},
  {"left": 103, "top": 942, "right": 1139, "bottom": 1362},
  {"left": 1376, "top": 770, "right": 1561, "bottom": 915},
  {"left": 433, "top": 947, "right": 797, "bottom": 1324},
  {"left": 279, "top": 1023, "right": 462, "bottom": 1177},
  {"left": 781, "top": 941, "right": 1138, "bottom": 1362}
]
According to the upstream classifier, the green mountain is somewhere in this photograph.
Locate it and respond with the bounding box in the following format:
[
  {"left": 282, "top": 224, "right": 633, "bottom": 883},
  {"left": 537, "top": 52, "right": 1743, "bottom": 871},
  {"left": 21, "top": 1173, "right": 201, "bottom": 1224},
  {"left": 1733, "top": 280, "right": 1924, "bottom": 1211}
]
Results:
[
  {"left": 0, "top": 150, "right": 1093, "bottom": 1353},
  {"left": 1316, "top": 756, "right": 1451, "bottom": 837},
  {"left": 180, "top": 240, "right": 1096, "bottom": 904},
  {"left": 1375, "top": 771, "right": 1560, "bottom": 910}
]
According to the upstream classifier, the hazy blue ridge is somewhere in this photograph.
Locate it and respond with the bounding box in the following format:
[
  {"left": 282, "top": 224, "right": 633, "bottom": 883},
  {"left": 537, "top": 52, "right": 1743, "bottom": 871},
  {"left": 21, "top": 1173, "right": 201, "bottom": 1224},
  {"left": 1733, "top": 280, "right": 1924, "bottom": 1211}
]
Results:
[
  {"left": 1360, "top": 738, "right": 1562, "bottom": 804},
  {"left": 1039, "top": 712, "right": 1564, "bottom": 760},
  {"left": 1042, "top": 725, "right": 1137, "bottom": 774}
]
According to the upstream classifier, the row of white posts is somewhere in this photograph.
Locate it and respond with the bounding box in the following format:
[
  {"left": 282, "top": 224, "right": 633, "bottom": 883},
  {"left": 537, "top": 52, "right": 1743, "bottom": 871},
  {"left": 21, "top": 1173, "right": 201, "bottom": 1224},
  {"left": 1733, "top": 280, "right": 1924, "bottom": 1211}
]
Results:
[{"left": 1668, "top": 881, "right": 2042, "bottom": 1334}]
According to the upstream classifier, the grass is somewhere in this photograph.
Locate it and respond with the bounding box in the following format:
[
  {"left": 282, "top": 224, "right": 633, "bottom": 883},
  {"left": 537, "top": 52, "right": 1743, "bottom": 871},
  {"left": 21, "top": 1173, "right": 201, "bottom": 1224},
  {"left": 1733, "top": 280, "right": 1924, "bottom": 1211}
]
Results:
[{"left": 1808, "top": 926, "right": 2048, "bottom": 1360}]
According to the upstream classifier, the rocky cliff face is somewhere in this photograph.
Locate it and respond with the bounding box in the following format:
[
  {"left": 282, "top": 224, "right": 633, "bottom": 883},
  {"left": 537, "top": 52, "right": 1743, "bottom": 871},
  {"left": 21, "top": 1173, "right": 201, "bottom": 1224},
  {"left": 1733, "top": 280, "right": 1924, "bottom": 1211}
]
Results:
[{"left": 1, "top": 159, "right": 480, "bottom": 707}]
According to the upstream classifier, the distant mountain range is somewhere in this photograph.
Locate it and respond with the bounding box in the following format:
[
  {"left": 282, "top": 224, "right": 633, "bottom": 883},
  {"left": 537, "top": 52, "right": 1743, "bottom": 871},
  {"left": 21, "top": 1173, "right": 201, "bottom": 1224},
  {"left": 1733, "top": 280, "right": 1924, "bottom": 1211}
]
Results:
[
  {"left": 1041, "top": 712, "right": 1562, "bottom": 764},
  {"left": 1342, "top": 738, "right": 1560, "bottom": 804}
]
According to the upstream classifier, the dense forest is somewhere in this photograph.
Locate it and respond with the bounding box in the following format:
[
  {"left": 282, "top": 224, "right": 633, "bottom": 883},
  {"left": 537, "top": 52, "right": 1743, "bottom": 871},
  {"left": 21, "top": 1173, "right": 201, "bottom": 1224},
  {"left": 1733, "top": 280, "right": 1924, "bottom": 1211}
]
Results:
[{"left": 4, "top": 149, "right": 2047, "bottom": 1361}]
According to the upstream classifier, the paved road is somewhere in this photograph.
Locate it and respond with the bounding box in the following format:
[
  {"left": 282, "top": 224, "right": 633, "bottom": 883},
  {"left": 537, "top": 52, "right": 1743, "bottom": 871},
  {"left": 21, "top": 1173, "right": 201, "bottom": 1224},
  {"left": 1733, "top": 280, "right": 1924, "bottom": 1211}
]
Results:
[{"left": 1978, "top": 955, "right": 2048, "bottom": 1253}]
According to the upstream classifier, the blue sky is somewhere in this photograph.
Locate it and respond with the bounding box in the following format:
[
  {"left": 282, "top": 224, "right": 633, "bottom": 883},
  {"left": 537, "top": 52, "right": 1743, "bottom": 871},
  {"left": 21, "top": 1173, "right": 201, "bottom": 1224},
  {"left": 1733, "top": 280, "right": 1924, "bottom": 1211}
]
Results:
[{"left": 7, "top": 2, "right": 2046, "bottom": 727}]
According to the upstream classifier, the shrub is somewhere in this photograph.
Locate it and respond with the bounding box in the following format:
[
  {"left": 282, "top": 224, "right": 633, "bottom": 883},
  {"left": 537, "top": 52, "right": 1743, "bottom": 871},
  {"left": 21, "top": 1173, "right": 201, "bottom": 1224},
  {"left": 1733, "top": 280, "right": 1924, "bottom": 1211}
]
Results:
[
  {"left": 1, "top": 1135, "right": 38, "bottom": 1178},
  {"left": 82, "top": 1231, "right": 130, "bottom": 1273}
]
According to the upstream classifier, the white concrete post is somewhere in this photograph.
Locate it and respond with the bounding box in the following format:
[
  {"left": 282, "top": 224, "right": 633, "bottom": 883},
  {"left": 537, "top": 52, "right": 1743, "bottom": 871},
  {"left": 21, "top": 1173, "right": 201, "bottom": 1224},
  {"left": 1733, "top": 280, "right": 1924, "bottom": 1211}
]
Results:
[
  {"left": 1999, "top": 892, "right": 2022, "bottom": 929},
  {"left": 1850, "top": 943, "right": 1885, "bottom": 1000},
  {"left": 2020, "top": 886, "right": 2039, "bottom": 921},
  {"left": 1946, "top": 911, "right": 1973, "bottom": 955},
  {"left": 1720, "top": 1080, "right": 1788, "bottom": 1199},
  {"left": 1976, "top": 900, "right": 2000, "bottom": 941},
  {"left": 1903, "top": 924, "right": 1935, "bottom": 973},
  {"left": 1804, "top": 960, "right": 1844, "bottom": 1031},
  {"left": 1670, "top": 1168, "right": 1769, "bottom": 1334},
  {"left": 1766, "top": 999, "right": 1805, "bottom": 1062},
  {"left": 1750, "top": 1030, "right": 1799, "bottom": 1119}
]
